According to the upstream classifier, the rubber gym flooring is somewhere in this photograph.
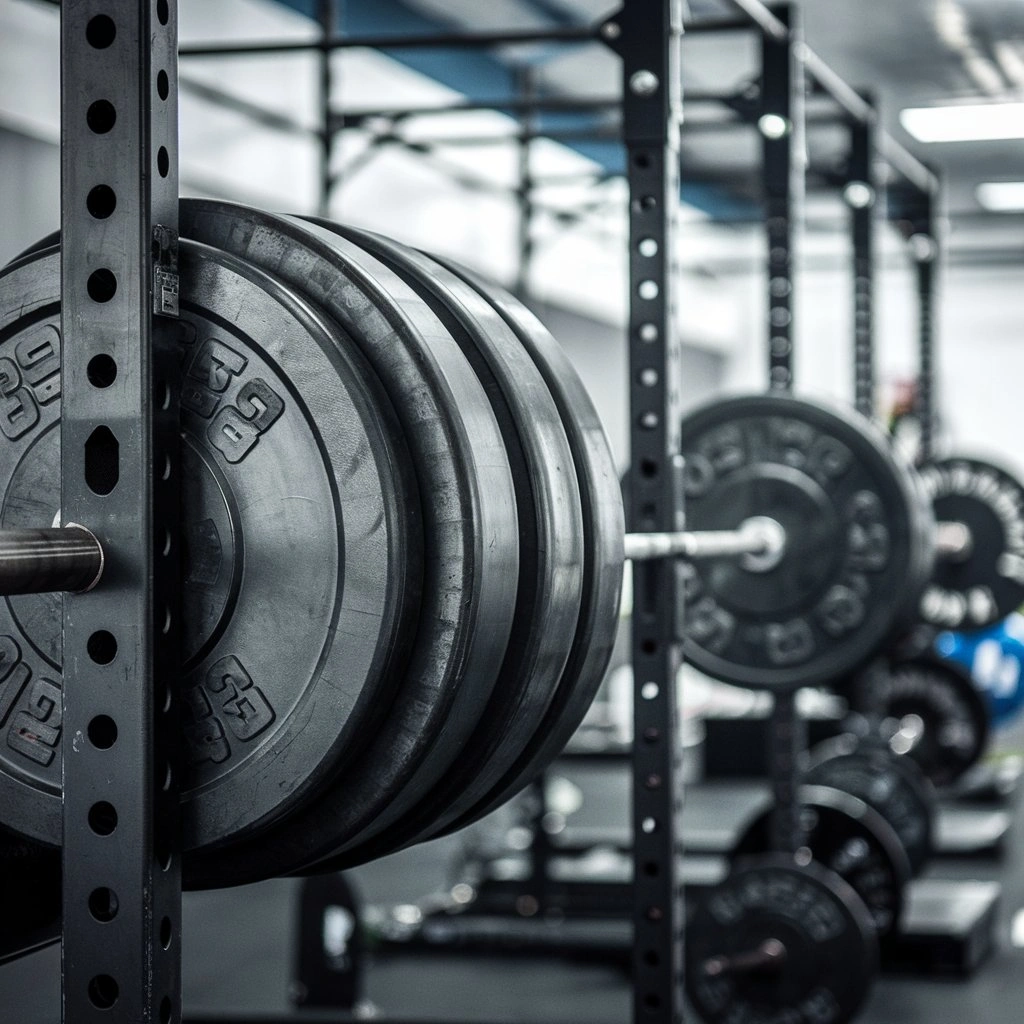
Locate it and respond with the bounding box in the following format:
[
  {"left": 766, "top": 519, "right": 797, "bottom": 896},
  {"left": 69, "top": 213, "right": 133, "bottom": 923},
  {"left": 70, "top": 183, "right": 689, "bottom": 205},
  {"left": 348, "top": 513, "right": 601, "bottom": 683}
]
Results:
[{"left": 4, "top": 726, "right": 1024, "bottom": 1024}]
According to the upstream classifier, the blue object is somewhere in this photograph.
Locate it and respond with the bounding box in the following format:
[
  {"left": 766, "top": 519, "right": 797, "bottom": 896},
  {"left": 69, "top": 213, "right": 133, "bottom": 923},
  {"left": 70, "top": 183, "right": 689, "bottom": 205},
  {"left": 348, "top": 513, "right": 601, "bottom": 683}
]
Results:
[{"left": 936, "top": 613, "right": 1024, "bottom": 728}]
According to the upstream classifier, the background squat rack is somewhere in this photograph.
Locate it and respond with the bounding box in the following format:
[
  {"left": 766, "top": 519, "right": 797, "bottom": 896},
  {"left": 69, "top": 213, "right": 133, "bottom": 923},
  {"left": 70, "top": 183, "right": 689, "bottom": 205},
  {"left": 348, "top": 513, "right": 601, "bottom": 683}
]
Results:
[{"left": 49, "top": 2, "right": 687, "bottom": 1023}]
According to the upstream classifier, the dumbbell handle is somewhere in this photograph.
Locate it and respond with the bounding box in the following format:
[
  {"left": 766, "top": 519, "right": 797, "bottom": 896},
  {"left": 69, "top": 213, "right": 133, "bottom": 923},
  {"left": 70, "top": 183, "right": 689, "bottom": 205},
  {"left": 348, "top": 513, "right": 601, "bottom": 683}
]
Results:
[
  {"left": 0, "top": 526, "right": 104, "bottom": 595},
  {"left": 701, "top": 937, "right": 788, "bottom": 977}
]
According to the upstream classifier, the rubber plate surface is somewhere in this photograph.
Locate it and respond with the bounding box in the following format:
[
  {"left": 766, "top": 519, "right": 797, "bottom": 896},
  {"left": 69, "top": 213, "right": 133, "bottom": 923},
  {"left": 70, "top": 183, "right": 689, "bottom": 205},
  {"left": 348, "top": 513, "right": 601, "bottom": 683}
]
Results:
[
  {"left": 677, "top": 394, "right": 933, "bottom": 690},
  {"left": 845, "top": 655, "right": 990, "bottom": 788},
  {"left": 179, "top": 202, "right": 519, "bottom": 884},
  {"left": 806, "top": 735, "right": 936, "bottom": 876},
  {"left": 425, "top": 258, "right": 625, "bottom": 835},
  {"left": 687, "top": 854, "right": 878, "bottom": 1024},
  {"left": 733, "top": 784, "right": 912, "bottom": 937},
  {"left": 918, "top": 455, "right": 1024, "bottom": 629},
  {"left": 0, "top": 242, "right": 418, "bottom": 872},
  {"left": 304, "top": 225, "right": 583, "bottom": 860}
]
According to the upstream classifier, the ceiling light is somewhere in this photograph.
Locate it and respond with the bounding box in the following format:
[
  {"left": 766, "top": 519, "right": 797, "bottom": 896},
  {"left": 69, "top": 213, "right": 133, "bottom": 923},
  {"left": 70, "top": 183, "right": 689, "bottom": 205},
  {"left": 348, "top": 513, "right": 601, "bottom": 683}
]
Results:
[
  {"left": 900, "top": 102, "right": 1024, "bottom": 142},
  {"left": 977, "top": 181, "right": 1024, "bottom": 211}
]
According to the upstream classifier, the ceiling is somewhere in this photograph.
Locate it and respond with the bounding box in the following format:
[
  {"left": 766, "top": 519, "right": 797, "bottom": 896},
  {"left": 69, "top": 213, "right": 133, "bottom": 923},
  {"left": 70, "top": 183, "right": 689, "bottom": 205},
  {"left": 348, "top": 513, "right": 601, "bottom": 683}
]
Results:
[{"left": 392, "top": 0, "right": 1024, "bottom": 259}]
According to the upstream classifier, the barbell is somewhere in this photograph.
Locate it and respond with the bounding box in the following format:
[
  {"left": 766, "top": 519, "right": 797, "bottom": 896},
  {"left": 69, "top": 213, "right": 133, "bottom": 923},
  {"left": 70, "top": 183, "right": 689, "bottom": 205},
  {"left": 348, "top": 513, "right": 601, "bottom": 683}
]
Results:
[{"left": 0, "top": 198, "right": 1020, "bottom": 888}]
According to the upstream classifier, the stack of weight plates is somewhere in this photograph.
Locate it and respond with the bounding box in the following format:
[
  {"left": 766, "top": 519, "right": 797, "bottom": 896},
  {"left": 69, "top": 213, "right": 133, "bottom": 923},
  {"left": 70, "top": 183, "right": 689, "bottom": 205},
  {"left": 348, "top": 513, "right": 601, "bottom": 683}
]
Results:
[{"left": 0, "top": 200, "right": 624, "bottom": 888}]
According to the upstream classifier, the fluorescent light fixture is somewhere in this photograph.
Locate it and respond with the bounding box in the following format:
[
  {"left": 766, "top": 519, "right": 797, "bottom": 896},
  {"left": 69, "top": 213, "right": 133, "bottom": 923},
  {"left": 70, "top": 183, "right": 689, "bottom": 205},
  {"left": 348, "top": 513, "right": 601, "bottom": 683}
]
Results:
[
  {"left": 977, "top": 181, "right": 1024, "bottom": 211},
  {"left": 900, "top": 102, "right": 1024, "bottom": 142}
]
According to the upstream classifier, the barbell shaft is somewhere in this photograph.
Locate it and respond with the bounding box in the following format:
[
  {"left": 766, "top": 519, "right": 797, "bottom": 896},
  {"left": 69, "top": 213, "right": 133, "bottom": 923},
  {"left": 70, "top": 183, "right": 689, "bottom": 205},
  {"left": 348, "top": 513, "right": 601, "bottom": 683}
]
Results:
[
  {"left": 0, "top": 526, "right": 104, "bottom": 595},
  {"left": 626, "top": 514, "right": 971, "bottom": 568},
  {"left": 624, "top": 516, "right": 787, "bottom": 570}
]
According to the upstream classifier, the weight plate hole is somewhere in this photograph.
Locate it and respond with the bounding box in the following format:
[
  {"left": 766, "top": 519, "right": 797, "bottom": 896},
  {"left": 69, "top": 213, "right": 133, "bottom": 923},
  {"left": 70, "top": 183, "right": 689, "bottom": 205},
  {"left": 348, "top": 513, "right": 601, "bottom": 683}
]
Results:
[
  {"left": 160, "top": 916, "right": 172, "bottom": 950},
  {"left": 641, "top": 682, "right": 659, "bottom": 700},
  {"left": 157, "top": 70, "right": 169, "bottom": 101},
  {"left": 88, "top": 714, "right": 117, "bottom": 748},
  {"left": 642, "top": 860, "right": 659, "bottom": 877},
  {"left": 157, "top": 0, "right": 169, "bottom": 25},
  {"left": 643, "top": 993, "right": 661, "bottom": 1011},
  {"left": 162, "top": 762, "right": 173, "bottom": 791},
  {"left": 643, "top": 949, "right": 660, "bottom": 966},
  {"left": 88, "top": 801, "right": 118, "bottom": 837},
  {"left": 157, "top": 146, "right": 169, "bottom": 178},
  {"left": 88, "top": 975, "right": 119, "bottom": 1010},
  {"left": 87, "top": 630, "right": 117, "bottom": 665},
  {"left": 86, "top": 269, "right": 117, "bottom": 304},
  {"left": 85, "top": 15, "right": 116, "bottom": 49},
  {"left": 87, "top": 354, "right": 117, "bottom": 388},
  {"left": 86, "top": 100, "right": 116, "bottom": 135},
  {"left": 88, "top": 887, "right": 118, "bottom": 922},
  {"left": 638, "top": 323, "right": 658, "bottom": 342},
  {"left": 86, "top": 185, "right": 116, "bottom": 219},
  {"left": 641, "top": 816, "right": 658, "bottom": 834},
  {"left": 160, "top": 996, "right": 173, "bottom": 1024},
  {"left": 638, "top": 237, "right": 658, "bottom": 257}
]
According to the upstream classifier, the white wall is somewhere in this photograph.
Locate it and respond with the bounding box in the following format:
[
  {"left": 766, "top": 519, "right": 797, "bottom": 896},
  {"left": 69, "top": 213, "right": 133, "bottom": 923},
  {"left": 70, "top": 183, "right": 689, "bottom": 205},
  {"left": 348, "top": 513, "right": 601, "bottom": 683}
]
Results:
[{"left": 718, "top": 244, "right": 1024, "bottom": 469}]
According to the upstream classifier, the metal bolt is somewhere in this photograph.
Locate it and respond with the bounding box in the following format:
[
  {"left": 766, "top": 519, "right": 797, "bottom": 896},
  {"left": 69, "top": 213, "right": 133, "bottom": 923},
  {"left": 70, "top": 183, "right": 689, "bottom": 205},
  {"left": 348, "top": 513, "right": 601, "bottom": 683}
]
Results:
[
  {"left": 843, "top": 181, "right": 875, "bottom": 209},
  {"left": 630, "top": 70, "right": 660, "bottom": 96},
  {"left": 758, "top": 113, "right": 790, "bottom": 139}
]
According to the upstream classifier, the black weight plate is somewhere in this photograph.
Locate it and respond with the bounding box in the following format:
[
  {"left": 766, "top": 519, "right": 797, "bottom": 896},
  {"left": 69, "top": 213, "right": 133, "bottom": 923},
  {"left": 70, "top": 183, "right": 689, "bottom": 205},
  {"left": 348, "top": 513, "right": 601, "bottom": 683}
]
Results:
[
  {"left": 179, "top": 201, "right": 518, "bottom": 883},
  {"left": 0, "top": 242, "right": 419, "bottom": 865},
  {"left": 733, "top": 784, "right": 912, "bottom": 937},
  {"left": 805, "top": 735, "right": 936, "bottom": 876},
  {"left": 422, "top": 257, "right": 625, "bottom": 834},
  {"left": 918, "top": 456, "right": 1024, "bottom": 629},
  {"left": 677, "top": 394, "right": 934, "bottom": 690},
  {"left": 845, "top": 654, "right": 990, "bottom": 788},
  {"left": 300, "top": 224, "right": 583, "bottom": 857},
  {"left": 687, "top": 854, "right": 878, "bottom": 1024}
]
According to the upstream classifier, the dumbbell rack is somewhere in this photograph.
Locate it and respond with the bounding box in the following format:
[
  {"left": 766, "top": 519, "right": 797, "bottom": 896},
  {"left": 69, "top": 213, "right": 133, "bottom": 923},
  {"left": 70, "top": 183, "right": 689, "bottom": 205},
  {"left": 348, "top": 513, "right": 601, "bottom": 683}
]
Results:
[{"left": 47, "top": 2, "right": 689, "bottom": 1023}]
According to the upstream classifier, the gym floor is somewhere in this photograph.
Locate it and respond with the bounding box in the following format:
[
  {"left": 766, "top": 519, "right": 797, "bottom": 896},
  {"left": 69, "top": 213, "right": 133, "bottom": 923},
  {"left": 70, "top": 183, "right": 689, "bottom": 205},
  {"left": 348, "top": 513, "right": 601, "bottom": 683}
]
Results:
[{"left": 4, "top": 725, "right": 1024, "bottom": 1024}]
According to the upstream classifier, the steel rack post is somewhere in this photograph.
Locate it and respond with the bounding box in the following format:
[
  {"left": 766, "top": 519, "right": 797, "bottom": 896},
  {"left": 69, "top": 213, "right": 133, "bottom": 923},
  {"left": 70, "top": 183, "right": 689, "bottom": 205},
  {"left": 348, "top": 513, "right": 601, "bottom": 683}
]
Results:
[
  {"left": 757, "top": 3, "right": 809, "bottom": 854},
  {"left": 912, "top": 189, "right": 939, "bottom": 464},
  {"left": 602, "top": 3, "right": 686, "bottom": 1021},
  {"left": 760, "top": 3, "right": 803, "bottom": 395},
  {"left": 317, "top": 0, "right": 339, "bottom": 216},
  {"left": 845, "top": 94, "right": 877, "bottom": 420},
  {"left": 60, "top": 2, "right": 182, "bottom": 1021}
]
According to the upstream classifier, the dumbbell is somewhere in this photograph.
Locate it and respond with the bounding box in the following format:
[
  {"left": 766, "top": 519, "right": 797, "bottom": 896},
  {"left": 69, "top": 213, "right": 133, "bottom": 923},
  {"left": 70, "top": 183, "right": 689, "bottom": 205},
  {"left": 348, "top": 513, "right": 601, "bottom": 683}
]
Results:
[
  {"left": 842, "top": 653, "right": 990, "bottom": 789},
  {"left": 804, "top": 732, "right": 937, "bottom": 876},
  {"left": 686, "top": 830, "right": 883, "bottom": 1024}
]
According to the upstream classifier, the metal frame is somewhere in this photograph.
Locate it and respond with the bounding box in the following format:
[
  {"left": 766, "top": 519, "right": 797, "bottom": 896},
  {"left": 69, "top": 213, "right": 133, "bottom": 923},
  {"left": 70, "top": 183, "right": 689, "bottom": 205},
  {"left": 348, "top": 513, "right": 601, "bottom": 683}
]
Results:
[
  {"left": 40, "top": 2, "right": 947, "bottom": 1023},
  {"left": 846, "top": 93, "right": 878, "bottom": 420},
  {"left": 59, "top": 2, "right": 182, "bottom": 1023},
  {"left": 603, "top": 3, "right": 687, "bottom": 1018}
]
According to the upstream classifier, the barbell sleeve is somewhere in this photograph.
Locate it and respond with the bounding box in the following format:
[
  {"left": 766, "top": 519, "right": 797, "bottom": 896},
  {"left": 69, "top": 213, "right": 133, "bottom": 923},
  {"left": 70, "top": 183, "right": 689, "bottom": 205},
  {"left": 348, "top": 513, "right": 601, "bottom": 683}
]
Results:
[
  {"left": 623, "top": 516, "right": 787, "bottom": 571},
  {"left": 0, "top": 526, "right": 104, "bottom": 595},
  {"left": 934, "top": 520, "right": 973, "bottom": 561}
]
